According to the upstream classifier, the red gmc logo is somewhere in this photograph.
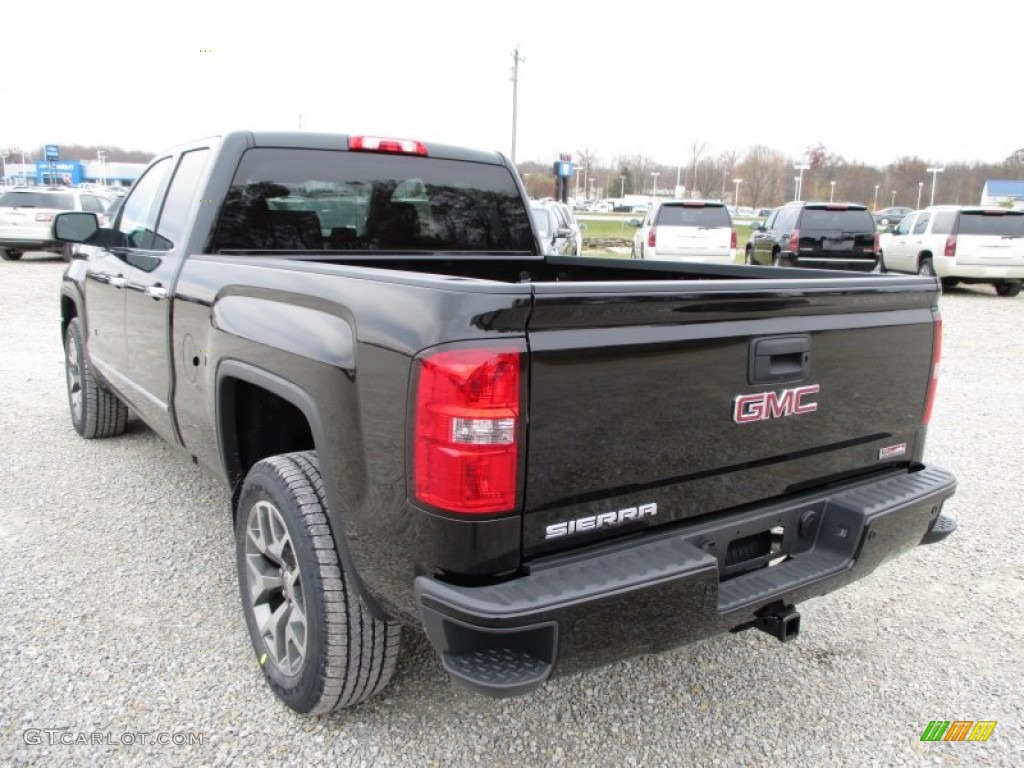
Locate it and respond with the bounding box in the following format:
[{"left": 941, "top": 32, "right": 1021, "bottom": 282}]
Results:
[{"left": 733, "top": 385, "right": 820, "bottom": 424}]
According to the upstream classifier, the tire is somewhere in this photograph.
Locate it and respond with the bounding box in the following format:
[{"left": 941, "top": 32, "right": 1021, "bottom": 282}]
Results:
[
  {"left": 64, "top": 317, "right": 129, "bottom": 438},
  {"left": 917, "top": 258, "right": 935, "bottom": 278},
  {"left": 630, "top": 243, "right": 637, "bottom": 259},
  {"left": 236, "top": 451, "right": 401, "bottom": 714},
  {"left": 772, "top": 251, "right": 790, "bottom": 267},
  {"left": 875, "top": 253, "right": 887, "bottom": 273},
  {"left": 995, "top": 282, "right": 1021, "bottom": 297},
  {"left": 1, "top": 248, "right": 24, "bottom": 261},
  {"left": 745, "top": 246, "right": 755, "bottom": 265}
]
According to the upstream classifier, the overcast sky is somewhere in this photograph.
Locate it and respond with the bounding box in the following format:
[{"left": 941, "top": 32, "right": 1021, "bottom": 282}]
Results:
[{"left": 4, "top": 0, "right": 1021, "bottom": 168}]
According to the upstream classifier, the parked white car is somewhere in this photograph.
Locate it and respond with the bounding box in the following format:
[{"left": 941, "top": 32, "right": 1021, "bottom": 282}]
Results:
[
  {"left": 631, "top": 200, "right": 736, "bottom": 264},
  {"left": 880, "top": 205, "right": 1024, "bottom": 296},
  {"left": 0, "top": 187, "right": 115, "bottom": 261}
]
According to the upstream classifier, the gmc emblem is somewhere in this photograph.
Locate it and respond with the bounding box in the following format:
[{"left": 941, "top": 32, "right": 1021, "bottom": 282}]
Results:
[{"left": 733, "top": 385, "right": 820, "bottom": 424}]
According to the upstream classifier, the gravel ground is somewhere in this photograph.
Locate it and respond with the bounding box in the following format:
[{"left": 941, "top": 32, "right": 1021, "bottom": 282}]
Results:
[{"left": 1, "top": 252, "right": 1021, "bottom": 767}]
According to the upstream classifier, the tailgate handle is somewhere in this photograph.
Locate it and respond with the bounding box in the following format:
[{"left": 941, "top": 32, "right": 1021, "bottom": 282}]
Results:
[{"left": 749, "top": 335, "right": 810, "bottom": 385}]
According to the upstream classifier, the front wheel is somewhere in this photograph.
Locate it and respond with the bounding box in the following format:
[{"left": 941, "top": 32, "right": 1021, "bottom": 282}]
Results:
[
  {"left": 1, "top": 248, "right": 23, "bottom": 261},
  {"left": 745, "top": 246, "right": 756, "bottom": 265},
  {"left": 995, "top": 282, "right": 1021, "bottom": 297},
  {"left": 236, "top": 451, "right": 401, "bottom": 714},
  {"left": 64, "top": 317, "right": 129, "bottom": 438}
]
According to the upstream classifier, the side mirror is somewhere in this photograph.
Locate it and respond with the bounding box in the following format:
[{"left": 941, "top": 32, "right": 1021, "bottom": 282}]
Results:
[
  {"left": 579, "top": 222, "right": 587, "bottom": 231},
  {"left": 54, "top": 212, "right": 100, "bottom": 243},
  {"left": 750, "top": 222, "right": 763, "bottom": 231},
  {"left": 627, "top": 218, "right": 642, "bottom": 228}
]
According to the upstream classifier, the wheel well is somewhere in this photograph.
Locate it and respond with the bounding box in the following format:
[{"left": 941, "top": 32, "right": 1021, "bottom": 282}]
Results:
[
  {"left": 223, "top": 378, "right": 315, "bottom": 511},
  {"left": 918, "top": 251, "right": 933, "bottom": 263},
  {"left": 61, "top": 295, "right": 77, "bottom": 337}
]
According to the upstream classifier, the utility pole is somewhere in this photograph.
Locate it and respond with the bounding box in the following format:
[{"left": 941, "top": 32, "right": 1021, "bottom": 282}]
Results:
[
  {"left": 926, "top": 167, "right": 944, "bottom": 207},
  {"left": 510, "top": 47, "right": 526, "bottom": 163}
]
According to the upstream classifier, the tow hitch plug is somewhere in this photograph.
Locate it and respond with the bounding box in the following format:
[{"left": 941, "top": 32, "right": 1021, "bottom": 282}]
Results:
[{"left": 753, "top": 603, "right": 801, "bottom": 643}]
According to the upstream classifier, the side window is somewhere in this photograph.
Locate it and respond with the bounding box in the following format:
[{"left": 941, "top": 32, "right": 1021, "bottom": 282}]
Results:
[
  {"left": 80, "top": 195, "right": 106, "bottom": 213},
  {"left": 117, "top": 157, "right": 174, "bottom": 250},
  {"left": 154, "top": 149, "right": 211, "bottom": 251},
  {"left": 912, "top": 213, "right": 930, "bottom": 235},
  {"left": 776, "top": 208, "right": 797, "bottom": 232},
  {"left": 895, "top": 215, "right": 915, "bottom": 236},
  {"left": 764, "top": 210, "right": 778, "bottom": 229},
  {"left": 931, "top": 211, "right": 956, "bottom": 235}
]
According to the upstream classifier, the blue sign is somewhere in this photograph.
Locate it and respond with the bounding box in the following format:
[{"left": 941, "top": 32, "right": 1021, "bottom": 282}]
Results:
[
  {"left": 556, "top": 161, "right": 573, "bottom": 178},
  {"left": 45, "top": 144, "right": 60, "bottom": 161}
]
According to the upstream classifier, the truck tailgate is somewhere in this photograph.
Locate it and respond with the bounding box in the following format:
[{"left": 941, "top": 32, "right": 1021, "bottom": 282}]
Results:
[{"left": 522, "top": 277, "right": 939, "bottom": 556}]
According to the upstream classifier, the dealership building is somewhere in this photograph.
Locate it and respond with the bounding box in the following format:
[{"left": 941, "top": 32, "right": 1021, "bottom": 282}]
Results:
[{"left": 1, "top": 159, "right": 146, "bottom": 187}]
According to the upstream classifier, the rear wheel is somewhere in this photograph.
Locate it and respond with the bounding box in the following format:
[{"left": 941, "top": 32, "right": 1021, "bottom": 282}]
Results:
[
  {"left": 236, "top": 451, "right": 401, "bottom": 714},
  {"left": 917, "top": 258, "right": 935, "bottom": 278},
  {"left": 995, "top": 282, "right": 1021, "bottom": 297},
  {"left": 64, "top": 317, "right": 129, "bottom": 438},
  {"left": 1, "top": 248, "right": 23, "bottom": 261},
  {"left": 874, "top": 253, "right": 887, "bottom": 273}
]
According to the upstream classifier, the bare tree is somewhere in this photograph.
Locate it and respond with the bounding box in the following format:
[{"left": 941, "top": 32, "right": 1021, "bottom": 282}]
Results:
[{"left": 688, "top": 139, "right": 709, "bottom": 198}]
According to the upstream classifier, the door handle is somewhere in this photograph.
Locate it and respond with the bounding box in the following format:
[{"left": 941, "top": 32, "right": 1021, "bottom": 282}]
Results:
[
  {"left": 144, "top": 284, "right": 168, "bottom": 300},
  {"left": 109, "top": 276, "right": 127, "bottom": 289}
]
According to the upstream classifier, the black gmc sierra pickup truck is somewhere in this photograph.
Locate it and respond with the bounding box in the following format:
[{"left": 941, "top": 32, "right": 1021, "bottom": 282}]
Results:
[{"left": 55, "top": 131, "right": 958, "bottom": 715}]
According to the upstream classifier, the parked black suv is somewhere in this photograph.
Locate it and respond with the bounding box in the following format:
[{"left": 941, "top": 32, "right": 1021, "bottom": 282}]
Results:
[{"left": 746, "top": 202, "right": 879, "bottom": 271}]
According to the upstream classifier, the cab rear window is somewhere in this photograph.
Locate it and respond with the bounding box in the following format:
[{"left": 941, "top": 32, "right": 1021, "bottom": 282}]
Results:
[
  {"left": 211, "top": 148, "right": 534, "bottom": 253},
  {"left": 957, "top": 211, "right": 1024, "bottom": 237},
  {"left": 655, "top": 204, "right": 731, "bottom": 227}
]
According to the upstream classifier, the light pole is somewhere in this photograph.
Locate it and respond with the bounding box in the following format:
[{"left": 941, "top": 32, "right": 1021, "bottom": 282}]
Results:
[
  {"left": 794, "top": 176, "right": 801, "bottom": 201},
  {"left": 829, "top": 180, "right": 836, "bottom": 202},
  {"left": 0, "top": 151, "right": 7, "bottom": 185},
  {"left": 873, "top": 185, "right": 879, "bottom": 211},
  {"left": 510, "top": 47, "right": 525, "bottom": 163},
  {"left": 732, "top": 178, "right": 743, "bottom": 209},
  {"left": 574, "top": 167, "right": 582, "bottom": 201},
  {"left": 619, "top": 175, "right": 626, "bottom": 199},
  {"left": 97, "top": 150, "right": 107, "bottom": 187},
  {"left": 794, "top": 163, "right": 810, "bottom": 201},
  {"left": 891, "top": 189, "right": 897, "bottom": 207},
  {"left": 926, "top": 167, "right": 944, "bottom": 206},
  {"left": 650, "top": 171, "right": 660, "bottom": 198},
  {"left": 916, "top": 181, "right": 924, "bottom": 210}
]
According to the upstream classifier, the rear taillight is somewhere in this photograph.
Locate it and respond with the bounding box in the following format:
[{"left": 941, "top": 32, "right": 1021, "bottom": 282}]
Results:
[
  {"left": 730, "top": 227, "right": 737, "bottom": 249},
  {"left": 35, "top": 213, "right": 54, "bottom": 222},
  {"left": 413, "top": 345, "right": 522, "bottom": 514},
  {"left": 648, "top": 227, "right": 656, "bottom": 248},
  {"left": 788, "top": 229, "right": 800, "bottom": 252},
  {"left": 943, "top": 235, "right": 957, "bottom": 257},
  {"left": 922, "top": 316, "right": 942, "bottom": 425},
  {"left": 348, "top": 135, "right": 428, "bottom": 155}
]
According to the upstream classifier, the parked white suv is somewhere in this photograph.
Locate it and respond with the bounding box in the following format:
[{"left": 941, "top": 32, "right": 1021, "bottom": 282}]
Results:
[
  {"left": 880, "top": 205, "right": 1024, "bottom": 296},
  {"left": 631, "top": 200, "right": 736, "bottom": 264},
  {"left": 0, "top": 187, "right": 115, "bottom": 261}
]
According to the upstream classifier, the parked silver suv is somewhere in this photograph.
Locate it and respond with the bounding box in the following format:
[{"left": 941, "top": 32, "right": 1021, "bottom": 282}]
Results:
[
  {"left": 0, "top": 187, "right": 114, "bottom": 261},
  {"left": 880, "top": 205, "right": 1024, "bottom": 296}
]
